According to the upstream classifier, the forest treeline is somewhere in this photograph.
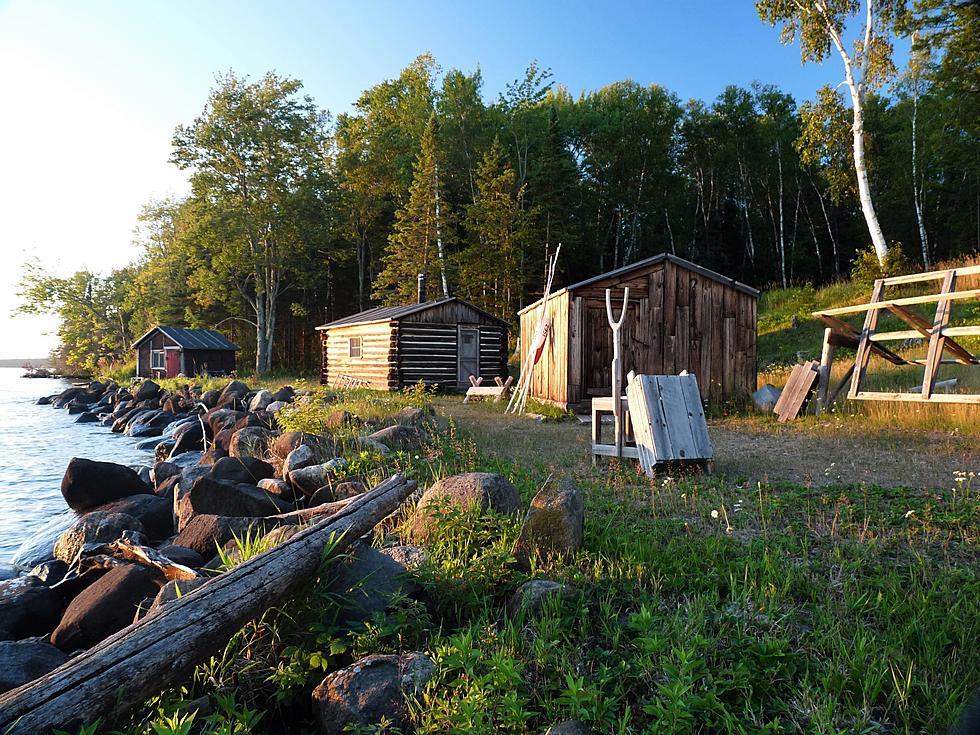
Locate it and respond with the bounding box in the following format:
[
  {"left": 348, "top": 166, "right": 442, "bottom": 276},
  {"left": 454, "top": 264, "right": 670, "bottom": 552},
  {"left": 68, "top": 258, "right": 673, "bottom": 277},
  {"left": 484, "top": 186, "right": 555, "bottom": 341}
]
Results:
[{"left": 18, "top": 1, "right": 978, "bottom": 374}]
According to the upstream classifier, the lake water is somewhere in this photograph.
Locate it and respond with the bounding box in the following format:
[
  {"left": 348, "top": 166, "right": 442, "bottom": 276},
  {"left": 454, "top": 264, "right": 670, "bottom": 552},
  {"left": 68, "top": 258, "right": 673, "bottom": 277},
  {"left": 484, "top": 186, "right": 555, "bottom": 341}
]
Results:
[{"left": 0, "top": 367, "right": 154, "bottom": 566}]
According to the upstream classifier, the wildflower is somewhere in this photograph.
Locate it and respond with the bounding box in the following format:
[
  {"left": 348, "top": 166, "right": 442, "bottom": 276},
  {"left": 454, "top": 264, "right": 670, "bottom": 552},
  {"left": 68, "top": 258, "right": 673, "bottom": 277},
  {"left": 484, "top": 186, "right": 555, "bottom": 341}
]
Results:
[
  {"left": 904, "top": 510, "right": 915, "bottom": 518},
  {"left": 711, "top": 510, "right": 719, "bottom": 519}
]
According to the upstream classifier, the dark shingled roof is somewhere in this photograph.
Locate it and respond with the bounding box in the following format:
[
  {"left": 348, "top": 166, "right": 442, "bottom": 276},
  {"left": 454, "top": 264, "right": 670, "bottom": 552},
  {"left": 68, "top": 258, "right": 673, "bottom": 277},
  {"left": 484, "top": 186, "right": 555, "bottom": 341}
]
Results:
[
  {"left": 131, "top": 326, "right": 238, "bottom": 351},
  {"left": 317, "top": 296, "right": 507, "bottom": 329}
]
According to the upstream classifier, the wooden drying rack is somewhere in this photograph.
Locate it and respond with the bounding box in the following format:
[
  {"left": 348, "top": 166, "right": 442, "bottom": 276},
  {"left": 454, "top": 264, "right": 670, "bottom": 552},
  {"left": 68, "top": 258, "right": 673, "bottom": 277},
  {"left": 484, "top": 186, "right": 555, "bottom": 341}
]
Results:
[{"left": 811, "top": 264, "right": 980, "bottom": 410}]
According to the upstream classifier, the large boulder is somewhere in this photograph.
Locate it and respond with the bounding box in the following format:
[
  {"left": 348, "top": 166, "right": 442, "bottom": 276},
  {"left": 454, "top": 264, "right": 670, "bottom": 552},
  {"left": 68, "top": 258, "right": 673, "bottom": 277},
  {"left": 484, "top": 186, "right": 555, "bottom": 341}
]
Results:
[
  {"left": 271, "top": 386, "right": 295, "bottom": 403},
  {"left": 282, "top": 444, "right": 318, "bottom": 478},
  {"left": 133, "top": 379, "right": 161, "bottom": 403},
  {"left": 176, "top": 476, "right": 290, "bottom": 531},
  {"left": 366, "top": 424, "right": 423, "bottom": 451},
  {"left": 171, "top": 421, "right": 206, "bottom": 456},
  {"left": 216, "top": 380, "right": 250, "bottom": 409},
  {"left": 0, "top": 640, "right": 70, "bottom": 693},
  {"left": 394, "top": 406, "right": 426, "bottom": 427},
  {"left": 228, "top": 427, "right": 274, "bottom": 460},
  {"left": 74, "top": 411, "right": 99, "bottom": 424},
  {"left": 200, "top": 389, "right": 221, "bottom": 408},
  {"left": 61, "top": 457, "right": 152, "bottom": 512},
  {"left": 90, "top": 494, "right": 173, "bottom": 541},
  {"left": 411, "top": 473, "right": 521, "bottom": 540},
  {"left": 155, "top": 545, "right": 205, "bottom": 569},
  {"left": 171, "top": 515, "right": 258, "bottom": 559},
  {"left": 271, "top": 431, "right": 333, "bottom": 462},
  {"left": 209, "top": 456, "right": 275, "bottom": 485},
  {"left": 50, "top": 565, "right": 163, "bottom": 651},
  {"left": 312, "top": 652, "right": 435, "bottom": 734},
  {"left": 147, "top": 577, "right": 208, "bottom": 615},
  {"left": 206, "top": 408, "right": 245, "bottom": 436},
  {"left": 513, "top": 479, "right": 584, "bottom": 569},
  {"left": 53, "top": 511, "right": 146, "bottom": 564},
  {"left": 0, "top": 576, "right": 65, "bottom": 640},
  {"left": 329, "top": 542, "right": 421, "bottom": 622}
]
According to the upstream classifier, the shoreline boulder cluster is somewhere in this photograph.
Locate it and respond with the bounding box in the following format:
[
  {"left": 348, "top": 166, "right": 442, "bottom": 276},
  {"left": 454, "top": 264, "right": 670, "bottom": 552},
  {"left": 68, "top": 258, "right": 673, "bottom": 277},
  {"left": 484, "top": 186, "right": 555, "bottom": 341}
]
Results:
[{"left": 1, "top": 377, "right": 588, "bottom": 733}]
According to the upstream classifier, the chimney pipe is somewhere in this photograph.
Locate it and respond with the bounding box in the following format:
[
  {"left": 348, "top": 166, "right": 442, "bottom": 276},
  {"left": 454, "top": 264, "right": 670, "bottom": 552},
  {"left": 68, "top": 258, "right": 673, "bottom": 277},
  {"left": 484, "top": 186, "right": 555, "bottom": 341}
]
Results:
[{"left": 417, "top": 273, "right": 427, "bottom": 304}]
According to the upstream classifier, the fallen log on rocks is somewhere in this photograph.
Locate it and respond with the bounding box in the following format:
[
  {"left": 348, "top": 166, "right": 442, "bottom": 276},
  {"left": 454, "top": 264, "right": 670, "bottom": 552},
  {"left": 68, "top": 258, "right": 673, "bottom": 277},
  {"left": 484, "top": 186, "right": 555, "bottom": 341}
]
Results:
[{"left": 0, "top": 474, "right": 416, "bottom": 735}]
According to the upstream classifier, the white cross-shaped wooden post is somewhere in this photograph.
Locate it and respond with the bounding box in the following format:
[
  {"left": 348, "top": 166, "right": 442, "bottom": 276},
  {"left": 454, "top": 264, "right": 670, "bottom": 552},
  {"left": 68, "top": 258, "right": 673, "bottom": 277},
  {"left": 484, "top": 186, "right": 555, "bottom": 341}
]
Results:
[{"left": 605, "top": 286, "right": 629, "bottom": 458}]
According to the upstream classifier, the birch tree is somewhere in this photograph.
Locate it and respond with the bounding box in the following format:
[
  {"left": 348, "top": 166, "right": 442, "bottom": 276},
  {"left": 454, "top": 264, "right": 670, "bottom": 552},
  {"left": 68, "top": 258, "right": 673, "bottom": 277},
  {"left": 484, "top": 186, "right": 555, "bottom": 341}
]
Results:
[
  {"left": 171, "top": 72, "right": 331, "bottom": 374},
  {"left": 757, "top": 0, "right": 905, "bottom": 266}
]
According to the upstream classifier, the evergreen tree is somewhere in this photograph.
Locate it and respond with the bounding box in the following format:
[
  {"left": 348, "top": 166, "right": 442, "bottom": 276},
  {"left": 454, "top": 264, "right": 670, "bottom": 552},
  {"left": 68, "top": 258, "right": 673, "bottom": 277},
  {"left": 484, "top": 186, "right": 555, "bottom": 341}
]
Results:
[
  {"left": 374, "top": 113, "right": 453, "bottom": 305},
  {"left": 458, "top": 137, "right": 532, "bottom": 320}
]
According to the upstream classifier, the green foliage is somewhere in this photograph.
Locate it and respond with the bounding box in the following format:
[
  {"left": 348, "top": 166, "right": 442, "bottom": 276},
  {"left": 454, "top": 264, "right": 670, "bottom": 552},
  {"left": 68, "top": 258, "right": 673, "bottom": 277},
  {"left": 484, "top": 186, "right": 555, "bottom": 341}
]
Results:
[{"left": 850, "top": 241, "right": 917, "bottom": 284}]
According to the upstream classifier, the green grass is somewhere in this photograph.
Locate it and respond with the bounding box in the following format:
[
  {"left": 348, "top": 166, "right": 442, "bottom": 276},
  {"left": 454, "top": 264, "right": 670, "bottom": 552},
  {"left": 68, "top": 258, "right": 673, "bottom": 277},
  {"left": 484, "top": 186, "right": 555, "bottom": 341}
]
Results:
[{"left": 72, "top": 390, "right": 977, "bottom": 735}]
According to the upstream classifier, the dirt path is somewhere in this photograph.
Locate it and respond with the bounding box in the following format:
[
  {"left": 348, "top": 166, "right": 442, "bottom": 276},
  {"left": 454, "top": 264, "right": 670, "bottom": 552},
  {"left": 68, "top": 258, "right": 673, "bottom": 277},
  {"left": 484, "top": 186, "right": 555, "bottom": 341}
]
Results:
[{"left": 438, "top": 399, "right": 979, "bottom": 490}]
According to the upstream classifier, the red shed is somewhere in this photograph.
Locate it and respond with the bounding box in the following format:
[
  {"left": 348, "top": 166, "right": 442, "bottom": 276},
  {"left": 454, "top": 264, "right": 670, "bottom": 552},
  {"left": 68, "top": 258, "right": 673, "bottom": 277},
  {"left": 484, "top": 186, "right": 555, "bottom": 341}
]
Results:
[{"left": 132, "top": 326, "right": 238, "bottom": 379}]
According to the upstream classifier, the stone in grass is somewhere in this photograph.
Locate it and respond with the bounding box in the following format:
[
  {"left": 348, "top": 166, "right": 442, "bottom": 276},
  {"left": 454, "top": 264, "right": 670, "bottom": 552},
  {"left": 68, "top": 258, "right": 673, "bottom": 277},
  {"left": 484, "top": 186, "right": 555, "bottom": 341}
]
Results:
[
  {"left": 53, "top": 511, "right": 146, "bottom": 564},
  {"left": 543, "top": 722, "right": 595, "bottom": 735},
  {"left": 0, "top": 640, "right": 70, "bottom": 693},
  {"left": 328, "top": 541, "right": 421, "bottom": 622},
  {"left": 312, "top": 652, "right": 435, "bottom": 735},
  {"left": 506, "top": 579, "right": 575, "bottom": 618},
  {"left": 228, "top": 427, "right": 275, "bottom": 461},
  {"left": 288, "top": 459, "right": 347, "bottom": 496},
  {"left": 148, "top": 577, "right": 209, "bottom": 614},
  {"left": 171, "top": 515, "right": 258, "bottom": 559},
  {"left": 282, "top": 444, "right": 318, "bottom": 478},
  {"left": 50, "top": 565, "right": 163, "bottom": 652},
  {"left": 175, "top": 475, "right": 291, "bottom": 531},
  {"left": 366, "top": 424, "right": 423, "bottom": 451},
  {"left": 513, "top": 478, "right": 584, "bottom": 570},
  {"left": 411, "top": 472, "right": 521, "bottom": 541}
]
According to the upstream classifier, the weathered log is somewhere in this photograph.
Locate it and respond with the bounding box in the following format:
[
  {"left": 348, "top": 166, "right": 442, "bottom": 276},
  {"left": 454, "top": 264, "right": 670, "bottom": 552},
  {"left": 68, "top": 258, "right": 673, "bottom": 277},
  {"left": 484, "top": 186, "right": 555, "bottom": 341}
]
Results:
[{"left": 0, "top": 474, "right": 416, "bottom": 734}]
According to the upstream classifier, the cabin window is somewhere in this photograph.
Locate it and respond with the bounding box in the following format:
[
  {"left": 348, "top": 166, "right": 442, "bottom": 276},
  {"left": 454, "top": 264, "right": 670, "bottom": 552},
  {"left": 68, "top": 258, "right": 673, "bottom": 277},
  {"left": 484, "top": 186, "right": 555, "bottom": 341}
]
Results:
[
  {"left": 348, "top": 337, "right": 362, "bottom": 359},
  {"left": 151, "top": 350, "right": 165, "bottom": 370}
]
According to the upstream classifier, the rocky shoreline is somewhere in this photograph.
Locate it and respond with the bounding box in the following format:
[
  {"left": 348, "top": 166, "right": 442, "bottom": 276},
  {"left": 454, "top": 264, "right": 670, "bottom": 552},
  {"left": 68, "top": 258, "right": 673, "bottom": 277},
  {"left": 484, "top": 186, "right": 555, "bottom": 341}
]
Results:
[{"left": 0, "top": 378, "right": 586, "bottom": 733}]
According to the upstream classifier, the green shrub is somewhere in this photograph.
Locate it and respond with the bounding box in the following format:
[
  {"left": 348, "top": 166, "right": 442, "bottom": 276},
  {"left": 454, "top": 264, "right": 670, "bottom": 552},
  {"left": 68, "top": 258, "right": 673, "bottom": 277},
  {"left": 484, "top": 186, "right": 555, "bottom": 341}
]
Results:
[{"left": 851, "top": 241, "right": 916, "bottom": 285}]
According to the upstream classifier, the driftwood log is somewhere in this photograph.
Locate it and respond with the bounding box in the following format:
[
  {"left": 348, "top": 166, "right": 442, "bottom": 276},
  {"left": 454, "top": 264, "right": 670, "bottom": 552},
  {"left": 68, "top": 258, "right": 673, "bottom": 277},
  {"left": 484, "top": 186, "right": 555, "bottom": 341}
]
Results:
[{"left": 0, "top": 474, "right": 416, "bottom": 734}]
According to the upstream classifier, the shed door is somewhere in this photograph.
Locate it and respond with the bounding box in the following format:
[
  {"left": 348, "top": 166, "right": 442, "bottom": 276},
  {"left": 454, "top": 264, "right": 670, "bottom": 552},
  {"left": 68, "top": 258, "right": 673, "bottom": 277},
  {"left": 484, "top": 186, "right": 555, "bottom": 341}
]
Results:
[
  {"left": 457, "top": 326, "right": 480, "bottom": 387},
  {"left": 165, "top": 349, "right": 181, "bottom": 378}
]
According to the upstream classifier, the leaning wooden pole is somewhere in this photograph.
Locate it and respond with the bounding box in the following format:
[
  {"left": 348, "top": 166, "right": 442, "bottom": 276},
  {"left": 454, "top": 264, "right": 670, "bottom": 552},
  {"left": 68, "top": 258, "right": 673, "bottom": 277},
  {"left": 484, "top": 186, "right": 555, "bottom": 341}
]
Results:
[{"left": 0, "top": 474, "right": 416, "bottom": 735}]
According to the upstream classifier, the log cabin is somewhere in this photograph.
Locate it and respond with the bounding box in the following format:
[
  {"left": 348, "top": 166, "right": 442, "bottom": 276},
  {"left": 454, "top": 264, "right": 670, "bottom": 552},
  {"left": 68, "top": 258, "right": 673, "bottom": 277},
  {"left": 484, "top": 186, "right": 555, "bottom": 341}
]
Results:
[
  {"left": 519, "top": 253, "right": 758, "bottom": 408},
  {"left": 317, "top": 278, "right": 508, "bottom": 390},
  {"left": 132, "top": 326, "right": 238, "bottom": 379}
]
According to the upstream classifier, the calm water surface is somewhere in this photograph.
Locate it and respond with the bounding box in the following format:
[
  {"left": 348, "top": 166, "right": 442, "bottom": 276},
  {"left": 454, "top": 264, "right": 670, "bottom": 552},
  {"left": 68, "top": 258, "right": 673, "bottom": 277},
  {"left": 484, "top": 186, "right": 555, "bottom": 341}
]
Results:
[{"left": 0, "top": 368, "right": 154, "bottom": 564}]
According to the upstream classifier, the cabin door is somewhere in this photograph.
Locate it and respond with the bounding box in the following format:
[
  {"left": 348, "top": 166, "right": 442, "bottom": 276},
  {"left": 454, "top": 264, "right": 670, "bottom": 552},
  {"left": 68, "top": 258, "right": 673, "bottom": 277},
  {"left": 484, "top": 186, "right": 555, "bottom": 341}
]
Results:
[
  {"left": 457, "top": 326, "right": 480, "bottom": 387},
  {"left": 165, "top": 348, "right": 181, "bottom": 378}
]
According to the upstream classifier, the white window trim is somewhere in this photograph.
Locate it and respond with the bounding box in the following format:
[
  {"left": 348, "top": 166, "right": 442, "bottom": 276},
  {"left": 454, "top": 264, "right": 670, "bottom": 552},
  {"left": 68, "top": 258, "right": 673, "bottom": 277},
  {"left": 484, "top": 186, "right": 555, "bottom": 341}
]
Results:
[
  {"left": 348, "top": 337, "right": 362, "bottom": 359},
  {"left": 150, "top": 350, "right": 166, "bottom": 370}
]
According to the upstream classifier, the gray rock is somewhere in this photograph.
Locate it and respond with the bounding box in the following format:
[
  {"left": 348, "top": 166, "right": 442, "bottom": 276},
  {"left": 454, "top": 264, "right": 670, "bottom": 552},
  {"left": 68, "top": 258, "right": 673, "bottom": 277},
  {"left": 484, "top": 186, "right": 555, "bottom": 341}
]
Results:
[
  {"left": 366, "top": 424, "right": 423, "bottom": 451},
  {"left": 60, "top": 457, "right": 153, "bottom": 513},
  {"left": 248, "top": 390, "right": 274, "bottom": 412},
  {"left": 411, "top": 472, "right": 521, "bottom": 540},
  {"left": 282, "top": 444, "right": 318, "bottom": 478},
  {"left": 133, "top": 379, "right": 161, "bottom": 403},
  {"left": 753, "top": 383, "right": 781, "bottom": 412},
  {"left": 228, "top": 427, "right": 274, "bottom": 460},
  {"left": 312, "top": 652, "right": 435, "bottom": 734},
  {"left": 394, "top": 406, "right": 426, "bottom": 426},
  {"left": 74, "top": 411, "right": 98, "bottom": 424},
  {"left": 53, "top": 512, "right": 146, "bottom": 564},
  {"left": 89, "top": 494, "right": 173, "bottom": 541},
  {"left": 170, "top": 515, "right": 259, "bottom": 559},
  {"left": 149, "top": 578, "right": 208, "bottom": 614},
  {"left": 0, "top": 640, "right": 70, "bottom": 693},
  {"left": 329, "top": 542, "right": 420, "bottom": 621},
  {"left": 257, "top": 477, "right": 293, "bottom": 499},
  {"left": 378, "top": 545, "right": 428, "bottom": 569},
  {"left": 514, "top": 479, "right": 584, "bottom": 569},
  {"left": 507, "top": 579, "right": 575, "bottom": 618},
  {"left": 543, "top": 721, "right": 595, "bottom": 735},
  {"left": 136, "top": 436, "right": 169, "bottom": 451},
  {"left": 288, "top": 459, "right": 347, "bottom": 496},
  {"left": 265, "top": 400, "right": 287, "bottom": 414}
]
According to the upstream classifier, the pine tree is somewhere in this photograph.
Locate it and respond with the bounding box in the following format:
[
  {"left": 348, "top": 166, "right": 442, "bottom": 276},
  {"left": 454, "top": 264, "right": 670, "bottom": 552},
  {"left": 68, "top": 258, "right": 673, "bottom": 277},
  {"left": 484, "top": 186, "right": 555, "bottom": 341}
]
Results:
[
  {"left": 373, "top": 113, "right": 452, "bottom": 305},
  {"left": 457, "top": 137, "right": 532, "bottom": 319}
]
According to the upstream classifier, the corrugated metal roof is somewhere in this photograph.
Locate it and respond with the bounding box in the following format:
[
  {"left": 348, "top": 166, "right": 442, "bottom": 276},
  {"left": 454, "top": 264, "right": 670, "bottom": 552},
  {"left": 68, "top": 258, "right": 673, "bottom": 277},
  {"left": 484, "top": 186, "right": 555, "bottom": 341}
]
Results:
[
  {"left": 131, "top": 326, "right": 238, "bottom": 351},
  {"left": 316, "top": 297, "right": 508, "bottom": 329},
  {"left": 518, "top": 253, "right": 759, "bottom": 315}
]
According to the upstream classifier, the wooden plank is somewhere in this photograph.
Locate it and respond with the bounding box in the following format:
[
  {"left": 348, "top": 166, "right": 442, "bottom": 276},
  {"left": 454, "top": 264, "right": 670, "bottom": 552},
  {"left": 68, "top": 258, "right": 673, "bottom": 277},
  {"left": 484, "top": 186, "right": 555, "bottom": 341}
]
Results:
[
  {"left": 815, "top": 287, "right": 980, "bottom": 317},
  {"left": 815, "top": 327, "right": 835, "bottom": 415},
  {"left": 815, "top": 314, "right": 907, "bottom": 364},
  {"left": 852, "top": 391, "right": 980, "bottom": 404},
  {"left": 656, "top": 376, "right": 698, "bottom": 460},
  {"left": 591, "top": 443, "right": 641, "bottom": 459},
  {"left": 826, "top": 362, "right": 856, "bottom": 408},
  {"left": 849, "top": 280, "right": 886, "bottom": 399},
  {"left": 625, "top": 378, "right": 656, "bottom": 474},
  {"left": 774, "top": 361, "right": 820, "bottom": 421},
  {"left": 885, "top": 302, "right": 977, "bottom": 365},
  {"left": 921, "top": 271, "right": 956, "bottom": 398},
  {"left": 881, "top": 264, "right": 980, "bottom": 285},
  {"left": 678, "top": 374, "right": 713, "bottom": 459}
]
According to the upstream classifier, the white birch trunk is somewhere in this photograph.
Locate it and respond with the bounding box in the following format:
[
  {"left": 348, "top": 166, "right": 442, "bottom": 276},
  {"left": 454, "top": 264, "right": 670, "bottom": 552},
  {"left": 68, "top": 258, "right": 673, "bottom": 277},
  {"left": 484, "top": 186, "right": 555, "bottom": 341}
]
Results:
[{"left": 433, "top": 163, "right": 449, "bottom": 298}]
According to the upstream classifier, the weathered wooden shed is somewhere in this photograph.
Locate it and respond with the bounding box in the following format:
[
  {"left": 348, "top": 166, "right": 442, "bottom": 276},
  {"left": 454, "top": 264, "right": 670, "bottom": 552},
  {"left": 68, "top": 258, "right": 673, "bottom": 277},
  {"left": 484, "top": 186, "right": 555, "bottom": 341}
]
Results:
[
  {"left": 519, "top": 253, "right": 759, "bottom": 408},
  {"left": 132, "top": 326, "right": 238, "bottom": 379},
  {"left": 317, "top": 296, "right": 508, "bottom": 390}
]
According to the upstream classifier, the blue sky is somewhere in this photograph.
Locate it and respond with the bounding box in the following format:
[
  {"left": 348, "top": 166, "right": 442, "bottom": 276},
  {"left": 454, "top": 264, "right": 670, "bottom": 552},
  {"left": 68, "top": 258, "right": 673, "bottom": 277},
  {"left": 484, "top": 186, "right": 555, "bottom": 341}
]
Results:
[{"left": 0, "top": 0, "right": 894, "bottom": 358}]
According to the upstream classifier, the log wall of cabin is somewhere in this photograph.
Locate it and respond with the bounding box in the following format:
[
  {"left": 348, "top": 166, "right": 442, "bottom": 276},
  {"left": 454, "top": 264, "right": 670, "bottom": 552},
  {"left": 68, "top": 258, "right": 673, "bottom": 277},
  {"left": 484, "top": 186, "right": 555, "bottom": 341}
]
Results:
[
  {"left": 320, "top": 322, "right": 398, "bottom": 389},
  {"left": 398, "top": 321, "right": 507, "bottom": 388}
]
